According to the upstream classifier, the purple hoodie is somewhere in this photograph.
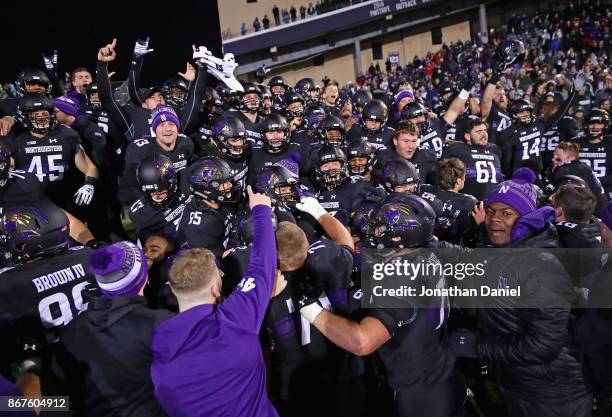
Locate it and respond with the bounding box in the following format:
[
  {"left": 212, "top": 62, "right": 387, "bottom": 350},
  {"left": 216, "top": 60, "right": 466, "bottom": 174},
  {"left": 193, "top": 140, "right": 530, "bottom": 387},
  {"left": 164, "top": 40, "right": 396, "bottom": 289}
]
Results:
[{"left": 150, "top": 204, "right": 278, "bottom": 417}]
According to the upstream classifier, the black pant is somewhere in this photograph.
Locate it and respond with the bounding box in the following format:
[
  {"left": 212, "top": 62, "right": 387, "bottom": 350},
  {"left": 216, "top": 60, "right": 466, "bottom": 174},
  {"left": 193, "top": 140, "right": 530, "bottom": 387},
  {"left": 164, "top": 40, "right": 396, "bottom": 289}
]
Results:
[
  {"left": 393, "top": 370, "right": 466, "bottom": 417},
  {"left": 505, "top": 391, "right": 593, "bottom": 417}
]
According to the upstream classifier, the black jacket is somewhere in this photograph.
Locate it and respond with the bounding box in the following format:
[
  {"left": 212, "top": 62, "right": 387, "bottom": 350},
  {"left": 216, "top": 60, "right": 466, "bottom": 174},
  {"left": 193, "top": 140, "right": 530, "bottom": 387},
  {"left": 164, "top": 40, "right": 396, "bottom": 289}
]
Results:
[
  {"left": 574, "top": 255, "right": 612, "bottom": 388},
  {"left": 52, "top": 295, "right": 173, "bottom": 417},
  {"left": 476, "top": 224, "right": 590, "bottom": 401},
  {"left": 556, "top": 218, "right": 603, "bottom": 288}
]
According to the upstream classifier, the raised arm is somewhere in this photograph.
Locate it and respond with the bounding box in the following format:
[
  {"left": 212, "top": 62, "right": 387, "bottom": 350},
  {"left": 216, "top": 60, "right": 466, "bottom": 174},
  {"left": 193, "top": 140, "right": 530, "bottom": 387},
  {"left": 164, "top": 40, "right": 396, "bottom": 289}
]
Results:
[
  {"left": 480, "top": 72, "right": 501, "bottom": 120},
  {"left": 96, "top": 39, "right": 133, "bottom": 137},
  {"left": 127, "top": 37, "right": 154, "bottom": 105},
  {"left": 179, "top": 57, "right": 208, "bottom": 135},
  {"left": 221, "top": 187, "right": 277, "bottom": 332},
  {"left": 540, "top": 73, "right": 583, "bottom": 133}
]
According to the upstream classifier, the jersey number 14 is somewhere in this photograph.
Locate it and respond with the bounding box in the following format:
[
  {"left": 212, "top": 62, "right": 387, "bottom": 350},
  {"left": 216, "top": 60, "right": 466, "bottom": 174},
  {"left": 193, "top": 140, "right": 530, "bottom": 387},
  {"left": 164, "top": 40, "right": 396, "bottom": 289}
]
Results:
[{"left": 521, "top": 139, "right": 541, "bottom": 160}]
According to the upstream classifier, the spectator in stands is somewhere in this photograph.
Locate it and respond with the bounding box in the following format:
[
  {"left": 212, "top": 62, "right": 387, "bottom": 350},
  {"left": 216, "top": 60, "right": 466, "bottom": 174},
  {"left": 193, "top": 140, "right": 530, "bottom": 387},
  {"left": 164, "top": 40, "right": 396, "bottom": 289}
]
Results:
[
  {"left": 300, "top": 5, "right": 306, "bottom": 19},
  {"left": 253, "top": 17, "right": 261, "bottom": 32},
  {"left": 263, "top": 15, "right": 270, "bottom": 30},
  {"left": 282, "top": 8, "right": 290, "bottom": 24},
  {"left": 307, "top": 2, "right": 316, "bottom": 16},
  {"left": 551, "top": 27, "right": 563, "bottom": 53},
  {"left": 290, "top": 6, "right": 297, "bottom": 22},
  {"left": 595, "top": 74, "right": 612, "bottom": 105},
  {"left": 272, "top": 4, "right": 280, "bottom": 26},
  {"left": 240, "top": 22, "right": 247, "bottom": 36}
]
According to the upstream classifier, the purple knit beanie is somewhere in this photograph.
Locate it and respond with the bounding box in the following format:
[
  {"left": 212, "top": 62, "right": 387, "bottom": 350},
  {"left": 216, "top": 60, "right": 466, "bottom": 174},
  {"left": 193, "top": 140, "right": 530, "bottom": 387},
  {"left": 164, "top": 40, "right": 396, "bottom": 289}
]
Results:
[
  {"left": 485, "top": 167, "right": 538, "bottom": 217},
  {"left": 151, "top": 105, "right": 180, "bottom": 133},
  {"left": 89, "top": 241, "right": 148, "bottom": 296},
  {"left": 52, "top": 96, "right": 79, "bottom": 118},
  {"left": 394, "top": 89, "right": 414, "bottom": 107}
]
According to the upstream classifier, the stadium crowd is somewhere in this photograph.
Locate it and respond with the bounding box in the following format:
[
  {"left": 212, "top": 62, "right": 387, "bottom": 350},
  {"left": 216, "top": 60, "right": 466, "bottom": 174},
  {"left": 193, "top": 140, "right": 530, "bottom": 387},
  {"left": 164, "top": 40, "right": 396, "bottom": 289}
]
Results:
[
  {"left": 224, "top": 0, "right": 363, "bottom": 38},
  {"left": 0, "top": 0, "right": 611, "bottom": 416}
]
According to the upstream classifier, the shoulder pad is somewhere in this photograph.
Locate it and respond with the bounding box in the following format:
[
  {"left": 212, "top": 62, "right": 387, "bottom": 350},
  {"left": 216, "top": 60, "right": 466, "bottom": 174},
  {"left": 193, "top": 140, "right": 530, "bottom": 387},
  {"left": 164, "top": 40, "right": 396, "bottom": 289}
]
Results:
[
  {"left": 557, "top": 221, "right": 578, "bottom": 229},
  {"left": 132, "top": 138, "right": 151, "bottom": 147},
  {"left": 8, "top": 170, "right": 27, "bottom": 179},
  {"left": 308, "top": 240, "right": 329, "bottom": 253},
  {"left": 56, "top": 124, "right": 76, "bottom": 133},
  {"left": 130, "top": 198, "right": 146, "bottom": 213},
  {"left": 68, "top": 245, "right": 87, "bottom": 251}
]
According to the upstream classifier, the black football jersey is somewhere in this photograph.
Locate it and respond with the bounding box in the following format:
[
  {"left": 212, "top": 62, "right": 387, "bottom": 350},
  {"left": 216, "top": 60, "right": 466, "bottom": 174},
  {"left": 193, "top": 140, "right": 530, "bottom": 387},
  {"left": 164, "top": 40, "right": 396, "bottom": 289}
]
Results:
[
  {"left": 376, "top": 147, "right": 438, "bottom": 185},
  {"left": 220, "top": 245, "right": 252, "bottom": 296},
  {"left": 119, "top": 134, "right": 194, "bottom": 205},
  {"left": 128, "top": 193, "right": 188, "bottom": 243},
  {"left": 81, "top": 106, "right": 124, "bottom": 149},
  {"left": 190, "top": 123, "right": 220, "bottom": 157},
  {"left": 578, "top": 136, "right": 612, "bottom": 197},
  {"left": 315, "top": 176, "right": 383, "bottom": 226},
  {"left": 247, "top": 144, "right": 303, "bottom": 186},
  {"left": 266, "top": 239, "right": 353, "bottom": 361},
  {"left": 485, "top": 103, "right": 512, "bottom": 145},
  {"left": 290, "top": 129, "right": 316, "bottom": 172},
  {"left": 419, "top": 119, "right": 446, "bottom": 159},
  {"left": 441, "top": 142, "right": 502, "bottom": 201},
  {"left": 8, "top": 125, "right": 81, "bottom": 187},
  {"left": 0, "top": 170, "right": 45, "bottom": 209},
  {"left": 363, "top": 250, "right": 455, "bottom": 390},
  {"left": 225, "top": 157, "right": 249, "bottom": 197},
  {"left": 222, "top": 109, "right": 262, "bottom": 148},
  {"left": 498, "top": 121, "right": 543, "bottom": 178},
  {"left": 443, "top": 115, "right": 471, "bottom": 142},
  {"left": 0, "top": 97, "right": 18, "bottom": 118},
  {"left": 176, "top": 197, "right": 236, "bottom": 257},
  {"left": 0, "top": 246, "right": 96, "bottom": 345},
  {"left": 420, "top": 184, "right": 478, "bottom": 243},
  {"left": 346, "top": 124, "right": 395, "bottom": 151}
]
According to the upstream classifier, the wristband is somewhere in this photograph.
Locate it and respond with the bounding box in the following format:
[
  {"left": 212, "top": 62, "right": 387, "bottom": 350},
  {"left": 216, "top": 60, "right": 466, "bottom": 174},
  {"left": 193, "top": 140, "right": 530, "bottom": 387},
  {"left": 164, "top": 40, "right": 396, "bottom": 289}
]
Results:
[
  {"left": 459, "top": 89, "right": 470, "bottom": 101},
  {"left": 300, "top": 303, "right": 323, "bottom": 324},
  {"left": 85, "top": 176, "right": 98, "bottom": 185}
]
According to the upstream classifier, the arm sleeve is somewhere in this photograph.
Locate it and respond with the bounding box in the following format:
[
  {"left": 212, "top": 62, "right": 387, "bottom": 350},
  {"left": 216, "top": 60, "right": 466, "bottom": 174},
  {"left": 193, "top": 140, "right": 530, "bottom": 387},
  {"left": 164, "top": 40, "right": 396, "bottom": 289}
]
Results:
[
  {"left": 127, "top": 56, "right": 145, "bottom": 106},
  {"left": 312, "top": 244, "right": 353, "bottom": 315},
  {"left": 179, "top": 67, "right": 207, "bottom": 136},
  {"left": 117, "top": 143, "right": 141, "bottom": 205},
  {"left": 96, "top": 61, "right": 132, "bottom": 136},
  {"left": 220, "top": 205, "right": 277, "bottom": 333},
  {"left": 47, "top": 72, "right": 64, "bottom": 98}
]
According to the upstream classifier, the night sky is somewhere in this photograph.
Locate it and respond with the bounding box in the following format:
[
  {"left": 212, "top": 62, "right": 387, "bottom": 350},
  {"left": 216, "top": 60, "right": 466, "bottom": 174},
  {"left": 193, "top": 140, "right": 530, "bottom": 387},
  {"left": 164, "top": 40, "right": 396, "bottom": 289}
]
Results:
[{"left": 0, "top": 0, "right": 222, "bottom": 85}]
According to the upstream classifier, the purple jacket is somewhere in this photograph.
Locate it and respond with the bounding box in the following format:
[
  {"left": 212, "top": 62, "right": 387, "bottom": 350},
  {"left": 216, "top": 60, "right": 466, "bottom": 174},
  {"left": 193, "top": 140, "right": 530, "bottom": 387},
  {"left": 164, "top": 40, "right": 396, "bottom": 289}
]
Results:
[
  {"left": 66, "top": 89, "right": 87, "bottom": 109},
  {"left": 150, "top": 204, "right": 278, "bottom": 417}
]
